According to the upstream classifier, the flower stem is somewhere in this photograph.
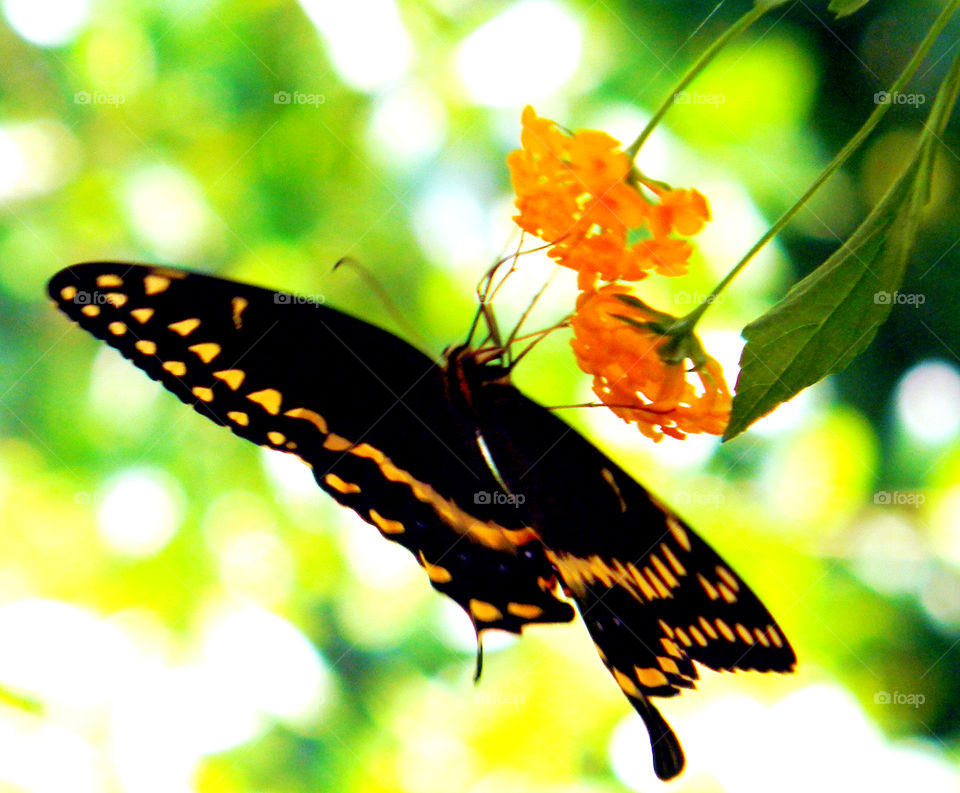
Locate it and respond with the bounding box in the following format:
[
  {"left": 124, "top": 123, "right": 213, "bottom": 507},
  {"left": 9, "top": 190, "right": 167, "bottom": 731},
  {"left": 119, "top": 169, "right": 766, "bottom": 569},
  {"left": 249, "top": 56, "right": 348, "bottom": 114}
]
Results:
[
  {"left": 625, "top": 2, "right": 770, "bottom": 160},
  {"left": 688, "top": 0, "right": 960, "bottom": 323}
]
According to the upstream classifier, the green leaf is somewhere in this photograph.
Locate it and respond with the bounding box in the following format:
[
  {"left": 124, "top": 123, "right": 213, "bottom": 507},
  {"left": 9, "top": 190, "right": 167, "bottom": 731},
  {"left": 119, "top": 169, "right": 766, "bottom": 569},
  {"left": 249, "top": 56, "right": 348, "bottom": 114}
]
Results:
[
  {"left": 828, "top": 0, "right": 873, "bottom": 18},
  {"left": 724, "top": 128, "right": 937, "bottom": 441},
  {"left": 725, "top": 47, "right": 960, "bottom": 441}
]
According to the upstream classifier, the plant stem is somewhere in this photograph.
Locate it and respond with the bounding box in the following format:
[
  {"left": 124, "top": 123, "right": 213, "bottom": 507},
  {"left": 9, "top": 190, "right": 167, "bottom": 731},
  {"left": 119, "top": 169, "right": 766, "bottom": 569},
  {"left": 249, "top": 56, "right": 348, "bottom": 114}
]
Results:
[
  {"left": 625, "top": 3, "right": 770, "bottom": 160},
  {"left": 688, "top": 0, "right": 960, "bottom": 324}
]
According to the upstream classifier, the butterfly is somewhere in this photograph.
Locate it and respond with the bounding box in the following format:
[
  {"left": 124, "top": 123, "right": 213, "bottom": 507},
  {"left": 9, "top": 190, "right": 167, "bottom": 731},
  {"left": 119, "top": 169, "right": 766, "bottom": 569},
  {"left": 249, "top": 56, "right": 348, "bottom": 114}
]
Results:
[{"left": 48, "top": 262, "right": 796, "bottom": 780}]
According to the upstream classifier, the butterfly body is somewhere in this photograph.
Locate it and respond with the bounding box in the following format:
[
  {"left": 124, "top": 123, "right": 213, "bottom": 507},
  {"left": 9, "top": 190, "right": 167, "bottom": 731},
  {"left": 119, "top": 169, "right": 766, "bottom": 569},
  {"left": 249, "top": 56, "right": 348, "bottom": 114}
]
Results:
[{"left": 48, "top": 262, "right": 796, "bottom": 780}]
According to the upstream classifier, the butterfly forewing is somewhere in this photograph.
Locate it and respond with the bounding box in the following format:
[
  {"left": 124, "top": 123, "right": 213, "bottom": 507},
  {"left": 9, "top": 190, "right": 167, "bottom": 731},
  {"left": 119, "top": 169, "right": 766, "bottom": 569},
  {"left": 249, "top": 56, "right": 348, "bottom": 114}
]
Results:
[{"left": 48, "top": 262, "right": 574, "bottom": 636}]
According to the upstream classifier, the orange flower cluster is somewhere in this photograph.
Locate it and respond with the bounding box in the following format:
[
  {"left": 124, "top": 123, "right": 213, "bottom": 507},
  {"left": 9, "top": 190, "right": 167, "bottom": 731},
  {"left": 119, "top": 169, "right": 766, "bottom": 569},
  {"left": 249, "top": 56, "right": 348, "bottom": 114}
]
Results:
[
  {"left": 507, "top": 106, "right": 710, "bottom": 288},
  {"left": 507, "top": 106, "right": 731, "bottom": 440},
  {"left": 570, "top": 286, "right": 732, "bottom": 441}
]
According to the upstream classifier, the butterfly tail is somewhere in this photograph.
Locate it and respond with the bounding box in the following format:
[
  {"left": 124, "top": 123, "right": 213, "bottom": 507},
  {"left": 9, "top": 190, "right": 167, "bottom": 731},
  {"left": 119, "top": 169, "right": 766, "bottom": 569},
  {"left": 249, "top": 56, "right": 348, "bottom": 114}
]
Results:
[{"left": 635, "top": 695, "right": 685, "bottom": 781}]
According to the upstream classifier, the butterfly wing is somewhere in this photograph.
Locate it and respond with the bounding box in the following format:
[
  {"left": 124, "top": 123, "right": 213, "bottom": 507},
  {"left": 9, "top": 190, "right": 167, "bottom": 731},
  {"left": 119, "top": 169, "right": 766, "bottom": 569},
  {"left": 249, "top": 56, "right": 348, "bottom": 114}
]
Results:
[
  {"left": 48, "top": 262, "right": 574, "bottom": 637},
  {"left": 464, "top": 372, "right": 796, "bottom": 779}
]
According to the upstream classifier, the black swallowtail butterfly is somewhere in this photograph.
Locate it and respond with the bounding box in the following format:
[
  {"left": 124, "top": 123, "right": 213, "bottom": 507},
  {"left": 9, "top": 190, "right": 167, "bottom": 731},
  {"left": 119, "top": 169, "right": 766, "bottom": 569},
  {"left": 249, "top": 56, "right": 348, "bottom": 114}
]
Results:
[{"left": 48, "top": 262, "right": 796, "bottom": 780}]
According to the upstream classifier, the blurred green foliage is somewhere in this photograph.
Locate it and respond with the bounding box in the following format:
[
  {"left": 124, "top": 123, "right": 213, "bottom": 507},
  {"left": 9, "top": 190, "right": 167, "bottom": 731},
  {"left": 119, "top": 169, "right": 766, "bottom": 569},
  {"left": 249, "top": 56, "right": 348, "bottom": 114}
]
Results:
[{"left": 2, "top": 1, "right": 960, "bottom": 791}]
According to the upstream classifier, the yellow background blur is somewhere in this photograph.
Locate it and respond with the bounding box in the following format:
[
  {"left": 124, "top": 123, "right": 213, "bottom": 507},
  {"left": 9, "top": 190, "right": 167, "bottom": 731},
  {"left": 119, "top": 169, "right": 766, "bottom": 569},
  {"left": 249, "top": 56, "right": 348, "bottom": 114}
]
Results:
[{"left": 2, "top": 0, "right": 960, "bottom": 791}]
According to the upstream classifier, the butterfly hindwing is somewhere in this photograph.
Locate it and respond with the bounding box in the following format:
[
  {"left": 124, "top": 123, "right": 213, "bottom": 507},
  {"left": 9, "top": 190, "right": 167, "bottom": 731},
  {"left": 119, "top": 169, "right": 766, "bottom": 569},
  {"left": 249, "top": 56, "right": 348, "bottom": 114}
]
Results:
[
  {"left": 451, "top": 358, "right": 795, "bottom": 778},
  {"left": 48, "top": 262, "right": 574, "bottom": 636}
]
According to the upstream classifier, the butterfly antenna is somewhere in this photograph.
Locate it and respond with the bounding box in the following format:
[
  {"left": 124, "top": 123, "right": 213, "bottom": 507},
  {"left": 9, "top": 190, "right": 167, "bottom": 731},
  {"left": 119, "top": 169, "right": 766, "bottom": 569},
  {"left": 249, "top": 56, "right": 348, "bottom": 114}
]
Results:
[
  {"left": 333, "top": 257, "right": 431, "bottom": 350},
  {"left": 508, "top": 315, "right": 571, "bottom": 371},
  {"left": 503, "top": 270, "right": 557, "bottom": 363}
]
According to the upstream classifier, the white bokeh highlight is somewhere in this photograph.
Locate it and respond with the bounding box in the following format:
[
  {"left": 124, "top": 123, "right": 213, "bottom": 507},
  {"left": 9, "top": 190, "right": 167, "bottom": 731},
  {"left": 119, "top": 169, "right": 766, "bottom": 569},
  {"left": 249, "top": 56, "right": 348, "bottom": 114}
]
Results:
[
  {"left": 895, "top": 359, "right": 960, "bottom": 444},
  {"left": 299, "top": 0, "right": 411, "bottom": 91},
  {"left": 2, "top": 0, "right": 90, "bottom": 47},
  {"left": 124, "top": 165, "right": 217, "bottom": 262},
  {"left": 97, "top": 469, "right": 184, "bottom": 557},
  {"left": 456, "top": 1, "right": 582, "bottom": 106}
]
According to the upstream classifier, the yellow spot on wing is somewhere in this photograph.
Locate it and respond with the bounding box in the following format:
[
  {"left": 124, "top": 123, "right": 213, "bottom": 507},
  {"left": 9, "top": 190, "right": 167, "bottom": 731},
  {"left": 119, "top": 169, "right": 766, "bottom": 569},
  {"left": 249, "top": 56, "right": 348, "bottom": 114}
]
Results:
[
  {"left": 547, "top": 551, "right": 651, "bottom": 602},
  {"left": 469, "top": 599, "right": 502, "bottom": 623},
  {"left": 285, "top": 407, "right": 327, "bottom": 433},
  {"left": 135, "top": 340, "right": 157, "bottom": 355},
  {"left": 675, "top": 627, "right": 692, "bottom": 647},
  {"left": 162, "top": 361, "right": 187, "bottom": 376},
  {"left": 768, "top": 625, "right": 784, "bottom": 648},
  {"left": 352, "top": 442, "right": 527, "bottom": 552},
  {"left": 323, "top": 434, "right": 353, "bottom": 451},
  {"left": 105, "top": 293, "right": 128, "bottom": 308},
  {"left": 667, "top": 515, "right": 691, "bottom": 551},
  {"left": 418, "top": 550, "right": 452, "bottom": 583},
  {"left": 144, "top": 275, "right": 171, "bottom": 295},
  {"left": 325, "top": 473, "right": 360, "bottom": 494},
  {"left": 168, "top": 318, "right": 200, "bottom": 336},
  {"left": 661, "top": 543, "right": 686, "bottom": 576},
  {"left": 108, "top": 322, "right": 126, "bottom": 336},
  {"left": 192, "top": 386, "right": 214, "bottom": 402},
  {"left": 650, "top": 554, "right": 678, "bottom": 588},
  {"left": 213, "top": 369, "right": 245, "bottom": 390},
  {"left": 96, "top": 274, "right": 123, "bottom": 287},
  {"left": 247, "top": 388, "right": 282, "bottom": 415},
  {"left": 369, "top": 509, "right": 405, "bottom": 535},
  {"left": 635, "top": 666, "right": 669, "bottom": 688},
  {"left": 699, "top": 617, "right": 718, "bottom": 640},
  {"left": 717, "top": 566, "right": 740, "bottom": 592},
  {"left": 150, "top": 267, "right": 187, "bottom": 280},
  {"left": 501, "top": 528, "right": 539, "bottom": 545},
  {"left": 267, "top": 431, "right": 285, "bottom": 445},
  {"left": 658, "top": 656, "right": 681, "bottom": 676},
  {"left": 661, "top": 637, "right": 682, "bottom": 658},
  {"left": 231, "top": 296, "right": 248, "bottom": 329},
  {"left": 613, "top": 667, "right": 643, "bottom": 698},
  {"left": 716, "top": 619, "right": 736, "bottom": 642},
  {"left": 736, "top": 624, "right": 754, "bottom": 644},
  {"left": 60, "top": 286, "right": 77, "bottom": 301},
  {"left": 188, "top": 343, "right": 221, "bottom": 363},
  {"left": 754, "top": 628, "right": 770, "bottom": 647},
  {"left": 601, "top": 467, "right": 626, "bottom": 512},
  {"left": 644, "top": 567, "right": 671, "bottom": 599},
  {"left": 698, "top": 574, "right": 719, "bottom": 600},
  {"left": 130, "top": 308, "right": 154, "bottom": 324},
  {"left": 227, "top": 411, "right": 249, "bottom": 426},
  {"left": 718, "top": 584, "right": 737, "bottom": 603},
  {"left": 81, "top": 305, "right": 100, "bottom": 317},
  {"left": 689, "top": 626, "right": 708, "bottom": 646},
  {"left": 507, "top": 602, "right": 544, "bottom": 619}
]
